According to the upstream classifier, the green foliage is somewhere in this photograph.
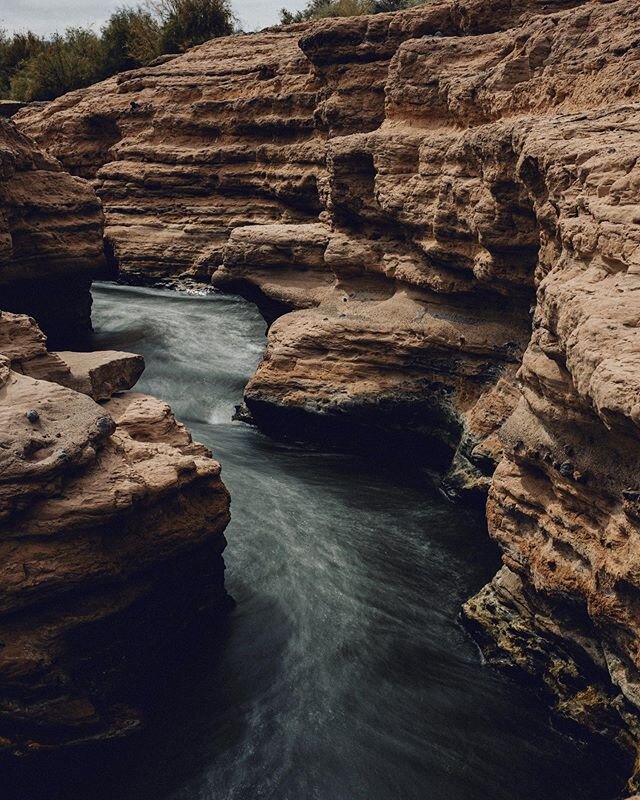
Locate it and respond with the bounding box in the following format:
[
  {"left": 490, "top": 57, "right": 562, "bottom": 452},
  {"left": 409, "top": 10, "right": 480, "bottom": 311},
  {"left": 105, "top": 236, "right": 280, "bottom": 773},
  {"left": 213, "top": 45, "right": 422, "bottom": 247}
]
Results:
[
  {"left": 0, "top": 0, "right": 234, "bottom": 102},
  {"left": 279, "top": 0, "right": 419, "bottom": 23},
  {"left": 370, "top": 0, "right": 412, "bottom": 11},
  {"left": 9, "top": 28, "right": 103, "bottom": 101},
  {"left": 100, "top": 8, "right": 162, "bottom": 74},
  {"left": 0, "top": 30, "right": 46, "bottom": 96},
  {"left": 154, "top": 0, "right": 234, "bottom": 52},
  {"left": 279, "top": 0, "right": 371, "bottom": 22}
]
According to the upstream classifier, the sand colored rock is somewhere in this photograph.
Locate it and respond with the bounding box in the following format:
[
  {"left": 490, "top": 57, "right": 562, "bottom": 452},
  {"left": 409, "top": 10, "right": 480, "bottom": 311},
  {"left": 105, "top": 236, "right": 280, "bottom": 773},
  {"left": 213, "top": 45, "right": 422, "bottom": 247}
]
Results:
[
  {"left": 0, "top": 120, "right": 106, "bottom": 346},
  {"left": 55, "top": 350, "right": 145, "bottom": 400},
  {"left": 16, "top": 0, "right": 577, "bottom": 495},
  {"left": 15, "top": 0, "right": 640, "bottom": 782},
  {"left": 0, "top": 310, "right": 144, "bottom": 400},
  {"left": 15, "top": 0, "right": 583, "bottom": 280},
  {"left": 0, "top": 311, "right": 231, "bottom": 750},
  {"left": 0, "top": 121, "right": 231, "bottom": 749}
]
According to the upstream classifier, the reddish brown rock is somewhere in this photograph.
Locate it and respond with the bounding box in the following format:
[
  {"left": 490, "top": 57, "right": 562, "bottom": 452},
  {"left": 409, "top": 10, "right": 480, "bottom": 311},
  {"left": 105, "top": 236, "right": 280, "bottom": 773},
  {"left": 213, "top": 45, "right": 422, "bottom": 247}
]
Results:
[
  {"left": 0, "top": 309, "right": 144, "bottom": 399},
  {"left": 55, "top": 350, "right": 145, "bottom": 400},
  {"left": 0, "top": 121, "right": 231, "bottom": 750},
  {"left": 15, "top": 0, "right": 582, "bottom": 281},
  {"left": 13, "top": 0, "right": 599, "bottom": 496}
]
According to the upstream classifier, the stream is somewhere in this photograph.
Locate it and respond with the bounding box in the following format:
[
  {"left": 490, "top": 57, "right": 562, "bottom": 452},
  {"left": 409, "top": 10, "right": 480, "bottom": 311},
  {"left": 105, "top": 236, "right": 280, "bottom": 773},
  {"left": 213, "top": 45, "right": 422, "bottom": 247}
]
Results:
[{"left": 3, "top": 282, "right": 623, "bottom": 800}]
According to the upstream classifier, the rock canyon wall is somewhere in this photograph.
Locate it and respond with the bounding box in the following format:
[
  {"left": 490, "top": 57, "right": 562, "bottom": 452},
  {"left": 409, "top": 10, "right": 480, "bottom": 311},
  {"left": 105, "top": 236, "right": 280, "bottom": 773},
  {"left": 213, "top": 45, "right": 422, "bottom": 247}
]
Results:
[
  {"left": 0, "top": 120, "right": 106, "bottom": 347},
  {"left": 0, "top": 123, "right": 231, "bottom": 750},
  {"left": 15, "top": 0, "right": 587, "bottom": 496},
  {"left": 12, "top": 0, "right": 640, "bottom": 787}
]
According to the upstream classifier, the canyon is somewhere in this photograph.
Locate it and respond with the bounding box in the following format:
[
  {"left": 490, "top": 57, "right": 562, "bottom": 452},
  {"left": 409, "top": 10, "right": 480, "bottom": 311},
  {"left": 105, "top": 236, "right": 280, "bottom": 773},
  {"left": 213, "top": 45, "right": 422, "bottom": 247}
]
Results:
[{"left": 0, "top": 0, "right": 639, "bottom": 794}]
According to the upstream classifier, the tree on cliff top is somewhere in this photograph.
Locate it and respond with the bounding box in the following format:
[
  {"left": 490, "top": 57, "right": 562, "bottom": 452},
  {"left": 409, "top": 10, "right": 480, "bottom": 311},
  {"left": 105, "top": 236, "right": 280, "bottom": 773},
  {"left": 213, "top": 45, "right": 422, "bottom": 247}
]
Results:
[
  {"left": 154, "top": 0, "right": 234, "bottom": 52},
  {"left": 0, "top": 30, "right": 45, "bottom": 96},
  {"left": 0, "top": 0, "right": 234, "bottom": 102},
  {"left": 100, "top": 7, "right": 162, "bottom": 74},
  {"left": 280, "top": 0, "right": 371, "bottom": 22},
  {"left": 279, "top": 0, "right": 418, "bottom": 23},
  {"left": 8, "top": 28, "right": 104, "bottom": 101}
]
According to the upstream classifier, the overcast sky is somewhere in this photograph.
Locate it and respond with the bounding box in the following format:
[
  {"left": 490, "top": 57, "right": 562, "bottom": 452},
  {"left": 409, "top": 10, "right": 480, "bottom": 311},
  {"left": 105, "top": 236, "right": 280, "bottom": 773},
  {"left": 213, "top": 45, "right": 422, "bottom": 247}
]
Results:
[{"left": 0, "top": 0, "right": 307, "bottom": 36}]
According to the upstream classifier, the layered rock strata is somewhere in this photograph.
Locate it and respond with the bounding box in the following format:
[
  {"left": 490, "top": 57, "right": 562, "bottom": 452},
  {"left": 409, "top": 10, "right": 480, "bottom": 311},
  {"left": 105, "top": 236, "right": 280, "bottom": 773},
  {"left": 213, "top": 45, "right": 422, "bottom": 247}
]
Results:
[
  {"left": 0, "top": 121, "right": 231, "bottom": 750},
  {"left": 16, "top": 0, "right": 640, "bottom": 785},
  {"left": 462, "top": 108, "right": 640, "bottom": 785},
  {"left": 0, "top": 121, "right": 106, "bottom": 346},
  {"left": 0, "top": 309, "right": 231, "bottom": 751},
  {"left": 17, "top": 0, "right": 585, "bottom": 496}
]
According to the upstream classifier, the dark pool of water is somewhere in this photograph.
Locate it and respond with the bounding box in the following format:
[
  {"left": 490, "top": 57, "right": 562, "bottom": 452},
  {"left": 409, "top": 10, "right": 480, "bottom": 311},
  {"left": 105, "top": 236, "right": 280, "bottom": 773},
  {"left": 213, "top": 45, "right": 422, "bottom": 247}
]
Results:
[{"left": 2, "top": 283, "right": 624, "bottom": 800}]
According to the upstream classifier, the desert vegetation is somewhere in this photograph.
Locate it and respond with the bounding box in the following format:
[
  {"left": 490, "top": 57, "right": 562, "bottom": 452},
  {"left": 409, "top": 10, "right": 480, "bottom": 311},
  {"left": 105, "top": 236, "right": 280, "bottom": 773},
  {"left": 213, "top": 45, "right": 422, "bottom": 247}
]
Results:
[
  {"left": 278, "top": 0, "right": 422, "bottom": 24},
  {"left": 0, "top": 0, "right": 234, "bottom": 102}
]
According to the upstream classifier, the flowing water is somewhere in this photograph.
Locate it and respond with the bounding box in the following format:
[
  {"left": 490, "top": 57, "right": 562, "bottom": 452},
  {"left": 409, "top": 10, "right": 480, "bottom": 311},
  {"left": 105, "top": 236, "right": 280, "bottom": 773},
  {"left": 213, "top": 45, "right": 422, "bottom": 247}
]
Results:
[{"left": 4, "top": 283, "right": 623, "bottom": 800}]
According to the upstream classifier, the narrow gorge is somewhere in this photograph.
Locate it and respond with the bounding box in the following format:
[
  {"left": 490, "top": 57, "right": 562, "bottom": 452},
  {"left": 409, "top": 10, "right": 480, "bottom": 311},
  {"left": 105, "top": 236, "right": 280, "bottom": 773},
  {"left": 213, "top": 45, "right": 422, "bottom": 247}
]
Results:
[{"left": 1, "top": 0, "right": 640, "bottom": 795}]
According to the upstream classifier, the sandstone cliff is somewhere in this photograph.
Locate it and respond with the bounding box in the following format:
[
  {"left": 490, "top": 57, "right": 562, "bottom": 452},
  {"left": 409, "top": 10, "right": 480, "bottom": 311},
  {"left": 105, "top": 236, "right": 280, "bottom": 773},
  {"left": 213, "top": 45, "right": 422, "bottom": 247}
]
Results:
[
  {"left": 16, "top": 0, "right": 640, "bottom": 786},
  {"left": 0, "top": 122, "right": 231, "bottom": 750},
  {"left": 0, "top": 311, "right": 233, "bottom": 752},
  {"left": 0, "top": 120, "right": 106, "bottom": 346},
  {"left": 16, "top": 0, "right": 586, "bottom": 496},
  {"left": 0, "top": 308, "right": 231, "bottom": 751}
]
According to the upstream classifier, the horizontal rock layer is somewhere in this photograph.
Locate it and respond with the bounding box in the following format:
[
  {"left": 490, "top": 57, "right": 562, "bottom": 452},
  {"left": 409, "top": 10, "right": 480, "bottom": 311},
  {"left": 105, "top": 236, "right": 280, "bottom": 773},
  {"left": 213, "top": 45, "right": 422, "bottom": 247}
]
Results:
[
  {"left": 0, "top": 121, "right": 106, "bottom": 346},
  {"left": 17, "top": 0, "right": 640, "bottom": 786},
  {"left": 0, "top": 121, "right": 232, "bottom": 750},
  {"left": 16, "top": 0, "right": 585, "bottom": 496},
  {"left": 0, "top": 310, "right": 231, "bottom": 751}
]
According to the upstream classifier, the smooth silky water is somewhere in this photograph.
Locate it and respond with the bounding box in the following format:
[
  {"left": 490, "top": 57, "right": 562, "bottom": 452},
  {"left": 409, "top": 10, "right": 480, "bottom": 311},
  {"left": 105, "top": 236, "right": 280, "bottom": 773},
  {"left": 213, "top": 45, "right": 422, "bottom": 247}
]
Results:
[{"left": 3, "top": 283, "right": 623, "bottom": 800}]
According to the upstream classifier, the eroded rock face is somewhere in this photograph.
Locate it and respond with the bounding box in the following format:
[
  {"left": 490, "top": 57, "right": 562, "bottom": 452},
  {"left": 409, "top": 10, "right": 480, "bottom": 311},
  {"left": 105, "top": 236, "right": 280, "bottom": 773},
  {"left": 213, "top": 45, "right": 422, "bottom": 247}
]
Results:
[
  {"left": 0, "top": 311, "right": 230, "bottom": 751},
  {"left": 0, "top": 121, "right": 106, "bottom": 346},
  {"left": 16, "top": 0, "right": 583, "bottom": 497},
  {"left": 0, "top": 309, "right": 145, "bottom": 400},
  {"left": 0, "top": 120, "right": 231, "bottom": 750},
  {"left": 463, "top": 106, "right": 640, "bottom": 785},
  {"left": 15, "top": 0, "right": 640, "bottom": 783}
]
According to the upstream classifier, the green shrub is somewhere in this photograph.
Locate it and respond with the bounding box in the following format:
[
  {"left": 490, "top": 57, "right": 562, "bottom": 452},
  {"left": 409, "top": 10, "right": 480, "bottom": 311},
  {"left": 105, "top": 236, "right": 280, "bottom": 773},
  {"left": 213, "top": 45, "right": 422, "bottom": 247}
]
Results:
[
  {"left": 100, "top": 7, "right": 162, "bottom": 74},
  {"left": 279, "top": 0, "right": 420, "bottom": 23},
  {"left": 0, "top": 30, "right": 46, "bottom": 96},
  {"left": 9, "top": 28, "right": 103, "bottom": 101},
  {"left": 370, "top": 0, "right": 411, "bottom": 11},
  {"left": 280, "top": 0, "right": 369, "bottom": 22},
  {"left": 0, "top": 0, "right": 235, "bottom": 102},
  {"left": 154, "top": 0, "right": 234, "bottom": 52}
]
